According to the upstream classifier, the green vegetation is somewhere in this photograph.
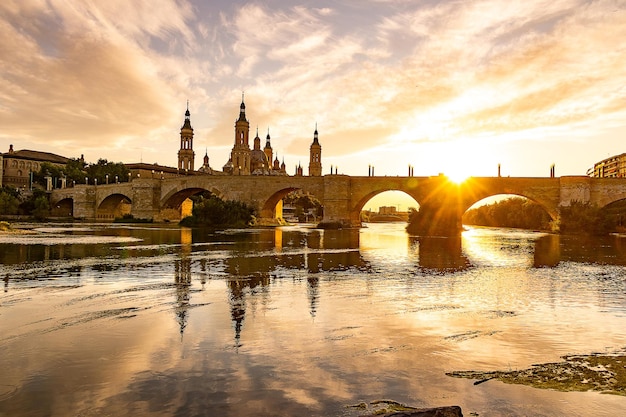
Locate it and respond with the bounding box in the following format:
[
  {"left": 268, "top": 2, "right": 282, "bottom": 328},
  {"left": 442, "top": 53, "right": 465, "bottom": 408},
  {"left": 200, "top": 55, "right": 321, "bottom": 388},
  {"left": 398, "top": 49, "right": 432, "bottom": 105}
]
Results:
[
  {"left": 0, "top": 187, "right": 51, "bottom": 220},
  {"left": 179, "top": 193, "right": 255, "bottom": 228},
  {"left": 447, "top": 352, "right": 626, "bottom": 396},
  {"left": 463, "top": 197, "right": 625, "bottom": 235},
  {"left": 558, "top": 200, "right": 615, "bottom": 236},
  {"left": 283, "top": 191, "right": 323, "bottom": 222},
  {"left": 0, "top": 186, "right": 20, "bottom": 215},
  {"left": 463, "top": 197, "right": 552, "bottom": 230},
  {"left": 34, "top": 158, "right": 130, "bottom": 187}
]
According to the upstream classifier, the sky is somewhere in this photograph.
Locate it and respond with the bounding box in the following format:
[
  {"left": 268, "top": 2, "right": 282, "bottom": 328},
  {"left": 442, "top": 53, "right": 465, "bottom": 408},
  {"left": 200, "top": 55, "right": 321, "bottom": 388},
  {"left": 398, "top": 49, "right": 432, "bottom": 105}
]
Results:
[{"left": 2, "top": 0, "right": 626, "bottom": 189}]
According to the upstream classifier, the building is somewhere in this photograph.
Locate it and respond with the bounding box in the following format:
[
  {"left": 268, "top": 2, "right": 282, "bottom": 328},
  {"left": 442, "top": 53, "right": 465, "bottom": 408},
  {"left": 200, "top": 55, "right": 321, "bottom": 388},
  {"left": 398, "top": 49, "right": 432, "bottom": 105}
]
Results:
[
  {"left": 308, "top": 125, "right": 322, "bottom": 176},
  {"left": 177, "top": 103, "right": 195, "bottom": 172},
  {"left": 222, "top": 96, "right": 321, "bottom": 177},
  {"left": 1, "top": 144, "right": 70, "bottom": 189},
  {"left": 125, "top": 163, "right": 184, "bottom": 180},
  {"left": 588, "top": 153, "right": 626, "bottom": 178}
]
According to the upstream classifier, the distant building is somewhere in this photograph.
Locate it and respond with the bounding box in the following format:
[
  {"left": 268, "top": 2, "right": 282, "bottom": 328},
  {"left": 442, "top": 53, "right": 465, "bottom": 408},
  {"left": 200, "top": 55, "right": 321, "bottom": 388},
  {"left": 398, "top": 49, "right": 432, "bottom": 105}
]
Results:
[
  {"left": 378, "top": 206, "right": 398, "bottom": 215},
  {"left": 125, "top": 163, "right": 183, "bottom": 180},
  {"left": 178, "top": 103, "right": 195, "bottom": 172},
  {"left": 1, "top": 144, "right": 70, "bottom": 189},
  {"left": 222, "top": 95, "right": 320, "bottom": 177},
  {"left": 588, "top": 153, "right": 626, "bottom": 178}
]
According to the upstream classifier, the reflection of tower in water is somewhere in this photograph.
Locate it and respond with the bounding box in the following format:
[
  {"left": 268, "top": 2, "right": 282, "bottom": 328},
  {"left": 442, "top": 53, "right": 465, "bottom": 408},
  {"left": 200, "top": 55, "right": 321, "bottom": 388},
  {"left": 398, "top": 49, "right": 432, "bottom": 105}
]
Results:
[
  {"left": 227, "top": 274, "right": 270, "bottom": 348},
  {"left": 307, "top": 277, "right": 319, "bottom": 317},
  {"left": 174, "top": 228, "right": 192, "bottom": 338}
]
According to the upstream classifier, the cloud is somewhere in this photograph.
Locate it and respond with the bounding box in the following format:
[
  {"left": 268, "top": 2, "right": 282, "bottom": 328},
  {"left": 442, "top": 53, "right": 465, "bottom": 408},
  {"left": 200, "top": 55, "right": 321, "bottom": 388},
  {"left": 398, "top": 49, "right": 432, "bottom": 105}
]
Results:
[
  {"left": 1, "top": 0, "right": 626, "bottom": 174},
  {"left": 0, "top": 0, "right": 200, "bottom": 159}
]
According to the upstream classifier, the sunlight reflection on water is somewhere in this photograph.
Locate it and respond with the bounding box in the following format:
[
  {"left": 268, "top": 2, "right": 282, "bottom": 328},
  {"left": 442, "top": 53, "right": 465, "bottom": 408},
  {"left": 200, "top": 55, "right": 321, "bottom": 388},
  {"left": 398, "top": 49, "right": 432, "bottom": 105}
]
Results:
[{"left": 0, "top": 223, "right": 625, "bottom": 416}]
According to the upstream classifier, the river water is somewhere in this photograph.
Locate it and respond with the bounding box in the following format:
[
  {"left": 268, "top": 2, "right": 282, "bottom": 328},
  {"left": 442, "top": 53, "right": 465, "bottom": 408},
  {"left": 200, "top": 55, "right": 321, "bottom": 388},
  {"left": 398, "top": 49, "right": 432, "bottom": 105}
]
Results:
[{"left": 0, "top": 222, "right": 625, "bottom": 416}]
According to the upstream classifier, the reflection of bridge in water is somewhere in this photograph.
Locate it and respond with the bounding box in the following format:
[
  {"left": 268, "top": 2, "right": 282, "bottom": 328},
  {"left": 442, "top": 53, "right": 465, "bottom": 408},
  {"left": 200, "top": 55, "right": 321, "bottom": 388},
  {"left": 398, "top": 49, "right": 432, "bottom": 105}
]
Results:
[
  {"left": 171, "top": 226, "right": 615, "bottom": 345},
  {"left": 51, "top": 175, "right": 626, "bottom": 235}
]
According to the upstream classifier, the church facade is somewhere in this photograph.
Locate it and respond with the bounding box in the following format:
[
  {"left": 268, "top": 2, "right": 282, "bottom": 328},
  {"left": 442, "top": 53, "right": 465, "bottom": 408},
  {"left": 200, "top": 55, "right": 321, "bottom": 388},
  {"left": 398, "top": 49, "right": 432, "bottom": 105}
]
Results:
[{"left": 180, "top": 97, "right": 322, "bottom": 177}]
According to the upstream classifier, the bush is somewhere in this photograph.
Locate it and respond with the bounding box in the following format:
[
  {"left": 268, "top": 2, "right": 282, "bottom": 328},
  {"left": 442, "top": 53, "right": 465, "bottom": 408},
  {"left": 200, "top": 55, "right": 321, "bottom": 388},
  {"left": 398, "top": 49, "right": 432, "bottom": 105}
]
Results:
[
  {"left": 0, "top": 187, "right": 20, "bottom": 215},
  {"left": 558, "top": 201, "right": 614, "bottom": 236},
  {"left": 180, "top": 195, "right": 255, "bottom": 228},
  {"left": 463, "top": 197, "right": 551, "bottom": 230}
]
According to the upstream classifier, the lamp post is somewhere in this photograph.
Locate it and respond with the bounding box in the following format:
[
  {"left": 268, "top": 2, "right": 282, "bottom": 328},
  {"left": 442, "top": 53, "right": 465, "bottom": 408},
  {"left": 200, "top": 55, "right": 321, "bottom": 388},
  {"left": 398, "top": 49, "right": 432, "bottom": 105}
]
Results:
[
  {"left": 151, "top": 169, "right": 155, "bottom": 179},
  {"left": 85, "top": 177, "right": 88, "bottom": 185},
  {"left": 128, "top": 172, "right": 131, "bottom": 182},
  {"left": 105, "top": 174, "right": 109, "bottom": 184}
]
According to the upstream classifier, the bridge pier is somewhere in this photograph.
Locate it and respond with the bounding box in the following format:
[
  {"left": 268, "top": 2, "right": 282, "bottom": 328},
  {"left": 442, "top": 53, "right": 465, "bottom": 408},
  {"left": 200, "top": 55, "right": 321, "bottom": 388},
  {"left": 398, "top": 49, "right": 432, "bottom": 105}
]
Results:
[
  {"left": 318, "top": 175, "right": 361, "bottom": 228},
  {"left": 130, "top": 179, "right": 162, "bottom": 220},
  {"left": 72, "top": 185, "right": 97, "bottom": 220}
]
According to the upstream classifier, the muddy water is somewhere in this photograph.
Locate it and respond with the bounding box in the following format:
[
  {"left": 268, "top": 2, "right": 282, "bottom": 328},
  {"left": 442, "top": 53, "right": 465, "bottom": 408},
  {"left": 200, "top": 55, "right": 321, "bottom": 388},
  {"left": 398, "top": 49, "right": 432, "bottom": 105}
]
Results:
[{"left": 0, "top": 223, "right": 625, "bottom": 416}]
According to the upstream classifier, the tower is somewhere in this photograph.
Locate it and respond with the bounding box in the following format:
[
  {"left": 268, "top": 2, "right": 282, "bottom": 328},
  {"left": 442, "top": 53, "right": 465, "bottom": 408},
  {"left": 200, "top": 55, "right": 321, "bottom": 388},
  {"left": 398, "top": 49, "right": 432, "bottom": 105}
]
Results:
[
  {"left": 263, "top": 129, "right": 273, "bottom": 167},
  {"left": 308, "top": 124, "right": 322, "bottom": 176},
  {"left": 178, "top": 103, "right": 195, "bottom": 172},
  {"left": 230, "top": 95, "right": 251, "bottom": 175}
]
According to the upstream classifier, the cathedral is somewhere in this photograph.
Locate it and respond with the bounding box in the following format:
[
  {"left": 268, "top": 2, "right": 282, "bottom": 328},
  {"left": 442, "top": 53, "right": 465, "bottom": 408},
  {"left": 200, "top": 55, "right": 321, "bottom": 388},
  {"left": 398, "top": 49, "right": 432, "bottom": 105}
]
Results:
[{"left": 178, "top": 96, "right": 322, "bottom": 177}]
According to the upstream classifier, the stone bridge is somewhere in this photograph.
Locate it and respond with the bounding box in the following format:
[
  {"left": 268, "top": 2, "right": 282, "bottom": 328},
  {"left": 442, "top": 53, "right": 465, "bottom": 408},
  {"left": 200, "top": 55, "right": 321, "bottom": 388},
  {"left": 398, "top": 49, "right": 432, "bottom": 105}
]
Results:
[{"left": 50, "top": 174, "right": 626, "bottom": 234}]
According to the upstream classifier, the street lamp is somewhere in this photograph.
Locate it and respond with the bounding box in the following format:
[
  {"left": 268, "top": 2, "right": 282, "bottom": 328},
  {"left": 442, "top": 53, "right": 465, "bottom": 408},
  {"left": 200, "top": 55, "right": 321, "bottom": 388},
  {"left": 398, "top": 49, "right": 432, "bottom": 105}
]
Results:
[
  {"left": 151, "top": 169, "right": 155, "bottom": 179},
  {"left": 128, "top": 172, "right": 131, "bottom": 182},
  {"left": 105, "top": 174, "right": 109, "bottom": 184},
  {"left": 85, "top": 177, "right": 88, "bottom": 184},
  {"left": 115, "top": 175, "right": 118, "bottom": 183}
]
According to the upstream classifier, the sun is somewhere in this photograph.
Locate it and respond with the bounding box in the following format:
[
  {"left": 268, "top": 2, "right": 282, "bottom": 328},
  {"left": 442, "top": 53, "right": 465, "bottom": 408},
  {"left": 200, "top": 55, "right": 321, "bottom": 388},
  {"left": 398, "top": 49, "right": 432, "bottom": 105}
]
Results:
[{"left": 446, "top": 168, "right": 472, "bottom": 184}]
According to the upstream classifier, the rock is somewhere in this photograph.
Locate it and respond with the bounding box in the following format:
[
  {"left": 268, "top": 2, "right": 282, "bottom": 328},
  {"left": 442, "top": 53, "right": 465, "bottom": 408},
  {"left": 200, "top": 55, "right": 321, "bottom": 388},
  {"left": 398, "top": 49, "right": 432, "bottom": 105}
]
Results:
[{"left": 375, "top": 406, "right": 463, "bottom": 417}]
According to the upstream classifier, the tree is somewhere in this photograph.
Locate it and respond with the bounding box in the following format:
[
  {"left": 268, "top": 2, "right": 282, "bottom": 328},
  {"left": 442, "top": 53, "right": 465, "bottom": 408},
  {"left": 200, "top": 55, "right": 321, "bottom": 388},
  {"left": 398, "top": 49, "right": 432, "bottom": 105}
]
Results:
[
  {"left": 33, "top": 157, "right": 130, "bottom": 188},
  {"left": 31, "top": 195, "right": 50, "bottom": 221},
  {"left": 463, "top": 197, "right": 551, "bottom": 230},
  {"left": 0, "top": 187, "right": 20, "bottom": 215},
  {"left": 86, "top": 159, "right": 130, "bottom": 184},
  {"left": 558, "top": 201, "right": 614, "bottom": 236},
  {"left": 180, "top": 194, "right": 255, "bottom": 228},
  {"left": 283, "top": 191, "right": 323, "bottom": 221}
]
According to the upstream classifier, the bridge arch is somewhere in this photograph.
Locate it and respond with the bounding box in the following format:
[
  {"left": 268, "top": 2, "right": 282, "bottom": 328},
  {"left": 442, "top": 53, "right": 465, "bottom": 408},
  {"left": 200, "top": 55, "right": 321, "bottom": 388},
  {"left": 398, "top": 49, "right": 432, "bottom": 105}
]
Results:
[
  {"left": 259, "top": 187, "right": 325, "bottom": 222},
  {"left": 161, "top": 186, "right": 225, "bottom": 209},
  {"left": 96, "top": 193, "right": 132, "bottom": 221},
  {"left": 461, "top": 193, "right": 559, "bottom": 223},
  {"left": 356, "top": 190, "right": 420, "bottom": 223},
  {"left": 51, "top": 197, "right": 73, "bottom": 217},
  {"left": 160, "top": 186, "right": 226, "bottom": 222},
  {"left": 458, "top": 178, "right": 561, "bottom": 221}
]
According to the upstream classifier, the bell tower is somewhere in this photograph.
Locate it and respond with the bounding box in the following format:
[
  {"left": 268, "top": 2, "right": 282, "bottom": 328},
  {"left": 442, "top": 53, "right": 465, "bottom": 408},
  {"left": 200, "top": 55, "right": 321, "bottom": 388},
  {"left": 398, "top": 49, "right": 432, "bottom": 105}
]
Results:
[
  {"left": 264, "top": 129, "right": 273, "bottom": 167},
  {"left": 178, "top": 102, "right": 195, "bottom": 172},
  {"left": 231, "top": 94, "right": 251, "bottom": 175},
  {"left": 308, "top": 124, "right": 322, "bottom": 176}
]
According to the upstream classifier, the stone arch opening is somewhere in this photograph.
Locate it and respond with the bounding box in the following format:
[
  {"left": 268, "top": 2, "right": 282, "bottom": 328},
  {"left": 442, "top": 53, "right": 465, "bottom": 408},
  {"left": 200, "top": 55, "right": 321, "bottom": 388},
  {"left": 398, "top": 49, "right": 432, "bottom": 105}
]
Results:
[
  {"left": 97, "top": 194, "right": 132, "bottom": 221},
  {"left": 51, "top": 198, "right": 73, "bottom": 218},
  {"left": 354, "top": 190, "right": 420, "bottom": 225},
  {"left": 260, "top": 187, "right": 324, "bottom": 224},
  {"left": 600, "top": 198, "right": 626, "bottom": 231},
  {"left": 462, "top": 194, "right": 555, "bottom": 230},
  {"left": 161, "top": 187, "right": 224, "bottom": 222}
]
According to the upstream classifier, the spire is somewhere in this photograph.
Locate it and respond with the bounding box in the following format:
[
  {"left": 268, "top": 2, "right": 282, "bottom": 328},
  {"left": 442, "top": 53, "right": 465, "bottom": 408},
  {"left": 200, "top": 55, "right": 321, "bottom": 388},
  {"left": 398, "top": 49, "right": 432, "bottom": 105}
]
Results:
[
  {"left": 238, "top": 92, "right": 246, "bottom": 122},
  {"left": 182, "top": 103, "right": 192, "bottom": 129},
  {"left": 313, "top": 123, "right": 319, "bottom": 144}
]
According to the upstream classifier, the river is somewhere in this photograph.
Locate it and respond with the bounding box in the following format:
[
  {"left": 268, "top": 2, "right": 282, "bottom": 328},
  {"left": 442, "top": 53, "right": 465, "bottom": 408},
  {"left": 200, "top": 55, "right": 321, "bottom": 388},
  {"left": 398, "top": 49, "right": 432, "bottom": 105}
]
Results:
[{"left": 0, "top": 222, "right": 625, "bottom": 416}]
